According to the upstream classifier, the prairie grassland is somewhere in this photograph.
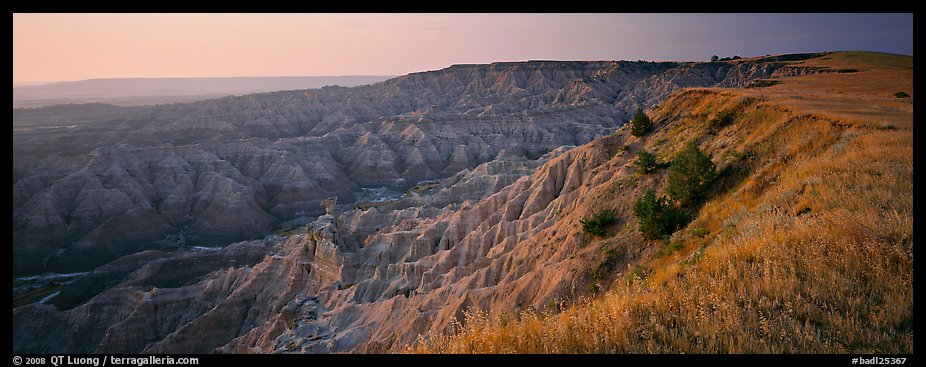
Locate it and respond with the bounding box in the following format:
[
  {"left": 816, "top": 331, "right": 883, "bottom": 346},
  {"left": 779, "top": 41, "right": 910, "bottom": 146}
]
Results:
[{"left": 409, "top": 52, "right": 912, "bottom": 354}]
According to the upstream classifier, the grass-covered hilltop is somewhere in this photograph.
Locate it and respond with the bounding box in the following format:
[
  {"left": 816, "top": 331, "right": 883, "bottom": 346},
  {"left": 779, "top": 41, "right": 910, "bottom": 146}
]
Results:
[
  {"left": 410, "top": 51, "right": 913, "bottom": 353},
  {"left": 14, "top": 51, "right": 912, "bottom": 355}
]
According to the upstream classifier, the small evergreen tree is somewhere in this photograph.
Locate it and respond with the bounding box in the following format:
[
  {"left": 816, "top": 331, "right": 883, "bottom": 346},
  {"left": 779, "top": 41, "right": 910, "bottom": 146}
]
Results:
[
  {"left": 580, "top": 209, "right": 617, "bottom": 237},
  {"left": 633, "top": 189, "right": 685, "bottom": 240},
  {"left": 708, "top": 108, "right": 736, "bottom": 132},
  {"left": 666, "top": 140, "right": 717, "bottom": 205},
  {"left": 710, "top": 55, "right": 719, "bottom": 62},
  {"left": 630, "top": 108, "right": 653, "bottom": 137},
  {"left": 635, "top": 149, "right": 658, "bottom": 174}
]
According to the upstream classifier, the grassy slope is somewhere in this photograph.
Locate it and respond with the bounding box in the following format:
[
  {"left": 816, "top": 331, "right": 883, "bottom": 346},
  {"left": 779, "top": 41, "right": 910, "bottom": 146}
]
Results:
[{"left": 410, "top": 52, "right": 913, "bottom": 353}]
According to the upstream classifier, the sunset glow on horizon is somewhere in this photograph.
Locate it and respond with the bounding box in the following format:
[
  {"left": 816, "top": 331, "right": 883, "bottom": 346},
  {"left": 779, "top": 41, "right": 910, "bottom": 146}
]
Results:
[{"left": 13, "top": 13, "right": 913, "bottom": 84}]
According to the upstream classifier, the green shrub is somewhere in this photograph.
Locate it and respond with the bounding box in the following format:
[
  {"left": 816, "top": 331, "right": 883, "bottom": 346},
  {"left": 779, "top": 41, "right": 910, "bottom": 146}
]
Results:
[
  {"left": 635, "top": 150, "right": 658, "bottom": 173},
  {"left": 877, "top": 123, "right": 897, "bottom": 131},
  {"left": 656, "top": 238, "right": 685, "bottom": 257},
  {"left": 580, "top": 209, "right": 617, "bottom": 237},
  {"left": 629, "top": 108, "right": 654, "bottom": 137},
  {"left": 589, "top": 247, "right": 623, "bottom": 281},
  {"left": 691, "top": 227, "right": 709, "bottom": 237},
  {"left": 628, "top": 264, "right": 651, "bottom": 283},
  {"left": 682, "top": 245, "right": 707, "bottom": 266},
  {"left": 666, "top": 140, "right": 717, "bottom": 205},
  {"left": 708, "top": 108, "right": 736, "bottom": 131},
  {"left": 729, "top": 149, "right": 756, "bottom": 161},
  {"left": 633, "top": 189, "right": 686, "bottom": 240},
  {"left": 894, "top": 91, "right": 910, "bottom": 98}
]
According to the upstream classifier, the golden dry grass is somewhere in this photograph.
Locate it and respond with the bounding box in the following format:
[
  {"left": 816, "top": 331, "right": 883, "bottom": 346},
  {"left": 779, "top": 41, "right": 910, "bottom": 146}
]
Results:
[{"left": 409, "top": 52, "right": 913, "bottom": 354}]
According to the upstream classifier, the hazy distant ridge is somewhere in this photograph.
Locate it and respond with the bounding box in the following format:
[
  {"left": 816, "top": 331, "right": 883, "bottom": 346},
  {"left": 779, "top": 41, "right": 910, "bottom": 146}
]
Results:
[{"left": 13, "top": 76, "right": 395, "bottom": 108}]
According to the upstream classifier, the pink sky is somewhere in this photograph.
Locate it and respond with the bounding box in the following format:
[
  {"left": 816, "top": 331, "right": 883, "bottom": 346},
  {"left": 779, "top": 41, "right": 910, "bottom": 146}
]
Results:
[
  {"left": 13, "top": 13, "right": 913, "bottom": 84},
  {"left": 14, "top": 13, "right": 615, "bottom": 83}
]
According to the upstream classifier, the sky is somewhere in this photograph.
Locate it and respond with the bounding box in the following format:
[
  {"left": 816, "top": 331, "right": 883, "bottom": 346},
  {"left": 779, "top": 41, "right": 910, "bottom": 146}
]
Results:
[{"left": 13, "top": 13, "right": 914, "bottom": 84}]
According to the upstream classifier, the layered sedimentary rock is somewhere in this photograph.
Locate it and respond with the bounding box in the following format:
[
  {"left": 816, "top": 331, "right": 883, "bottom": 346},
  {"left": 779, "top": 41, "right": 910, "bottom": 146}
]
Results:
[
  {"left": 13, "top": 137, "right": 615, "bottom": 353},
  {"left": 12, "top": 54, "right": 842, "bottom": 354},
  {"left": 13, "top": 57, "right": 812, "bottom": 276}
]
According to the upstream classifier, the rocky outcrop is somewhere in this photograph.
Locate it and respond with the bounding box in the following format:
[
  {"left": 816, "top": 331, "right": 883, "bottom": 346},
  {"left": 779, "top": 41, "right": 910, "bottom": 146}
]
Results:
[
  {"left": 14, "top": 57, "right": 809, "bottom": 277},
  {"left": 15, "top": 62, "right": 864, "bottom": 354},
  {"left": 13, "top": 53, "right": 848, "bottom": 354},
  {"left": 12, "top": 239, "right": 277, "bottom": 353},
  {"left": 12, "top": 125, "right": 637, "bottom": 353},
  {"left": 10, "top": 132, "right": 588, "bottom": 353}
]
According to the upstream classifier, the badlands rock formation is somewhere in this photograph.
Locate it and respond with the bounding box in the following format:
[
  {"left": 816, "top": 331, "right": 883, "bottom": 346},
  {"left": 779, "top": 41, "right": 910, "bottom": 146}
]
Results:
[
  {"left": 13, "top": 53, "right": 841, "bottom": 353},
  {"left": 13, "top": 56, "right": 822, "bottom": 276},
  {"left": 13, "top": 130, "right": 618, "bottom": 353}
]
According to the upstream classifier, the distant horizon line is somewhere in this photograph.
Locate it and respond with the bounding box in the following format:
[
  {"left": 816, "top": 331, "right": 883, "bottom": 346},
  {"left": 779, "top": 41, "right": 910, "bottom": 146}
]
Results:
[
  {"left": 13, "top": 75, "right": 400, "bottom": 87},
  {"left": 13, "top": 50, "right": 914, "bottom": 87}
]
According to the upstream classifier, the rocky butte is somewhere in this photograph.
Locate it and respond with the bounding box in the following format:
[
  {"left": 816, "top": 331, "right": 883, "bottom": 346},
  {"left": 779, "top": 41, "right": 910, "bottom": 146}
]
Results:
[{"left": 12, "top": 52, "right": 912, "bottom": 354}]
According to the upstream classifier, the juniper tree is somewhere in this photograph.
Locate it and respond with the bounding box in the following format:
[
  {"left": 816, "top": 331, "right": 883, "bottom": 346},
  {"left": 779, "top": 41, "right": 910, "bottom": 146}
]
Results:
[
  {"left": 666, "top": 140, "right": 717, "bottom": 205},
  {"left": 633, "top": 189, "right": 685, "bottom": 240},
  {"left": 629, "top": 108, "right": 653, "bottom": 137},
  {"left": 635, "top": 149, "right": 658, "bottom": 174}
]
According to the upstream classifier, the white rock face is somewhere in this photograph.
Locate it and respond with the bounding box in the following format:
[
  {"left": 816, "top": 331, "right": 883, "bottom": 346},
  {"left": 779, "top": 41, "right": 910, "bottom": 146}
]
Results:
[
  {"left": 13, "top": 59, "right": 805, "bottom": 276},
  {"left": 12, "top": 129, "right": 640, "bottom": 353},
  {"left": 12, "top": 56, "right": 827, "bottom": 353}
]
